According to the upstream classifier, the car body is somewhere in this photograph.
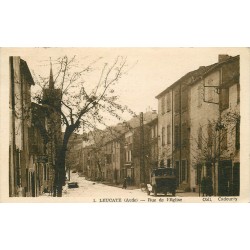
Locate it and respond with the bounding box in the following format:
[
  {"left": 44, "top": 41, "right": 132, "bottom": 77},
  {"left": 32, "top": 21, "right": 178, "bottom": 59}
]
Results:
[
  {"left": 147, "top": 167, "right": 177, "bottom": 196},
  {"left": 68, "top": 182, "right": 79, "bottom": 188}
]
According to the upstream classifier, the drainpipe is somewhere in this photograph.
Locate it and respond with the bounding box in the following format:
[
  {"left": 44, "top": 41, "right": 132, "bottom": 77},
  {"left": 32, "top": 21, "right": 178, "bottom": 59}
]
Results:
[
  {"left": 171, "top": 89, "right": 174, "bottom": 170},
  {"left": 21, "top": 62, "right": 25, "bottom": 195},
  {"left": 217, "top": 68, "right": 223, "bottom": 196},
  {"left": 10, "top": 57, "right": 16, "bottom": 196},
  {"left": 180, "top": 83, "right": 182, "bottom": 186}
]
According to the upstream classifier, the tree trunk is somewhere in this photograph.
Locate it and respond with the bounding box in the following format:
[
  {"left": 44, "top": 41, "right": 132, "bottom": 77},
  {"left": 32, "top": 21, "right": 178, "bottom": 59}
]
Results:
[
  {"left": 54, "top": 125, "right": 75, "bottom": 197},
  {"left": 53, "top": 145, "right": 67, "bottom": 197}
]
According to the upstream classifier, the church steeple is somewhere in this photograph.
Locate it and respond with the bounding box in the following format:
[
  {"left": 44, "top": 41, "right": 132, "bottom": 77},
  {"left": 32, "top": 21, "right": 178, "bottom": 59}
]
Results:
[{"left": 49, "top": 58, "right": 54, "bottom": 89}]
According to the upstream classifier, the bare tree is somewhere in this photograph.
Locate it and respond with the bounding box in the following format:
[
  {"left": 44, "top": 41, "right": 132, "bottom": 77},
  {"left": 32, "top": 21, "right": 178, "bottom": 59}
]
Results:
[
  {"left": 32, "top": 55, "right": 134, "bottom": 196},
  {"left": 190, "top": 109, "right": 240, "bottom": 195}
]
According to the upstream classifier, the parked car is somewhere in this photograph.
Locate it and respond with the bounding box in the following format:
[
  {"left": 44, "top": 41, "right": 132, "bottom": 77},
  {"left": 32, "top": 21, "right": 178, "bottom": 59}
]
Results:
[
  {"left": 68, "top": 182, "right": 79, "bottom": 188},
  {"left": 147, "top": 167, "right": 177, "bottom": 196}
]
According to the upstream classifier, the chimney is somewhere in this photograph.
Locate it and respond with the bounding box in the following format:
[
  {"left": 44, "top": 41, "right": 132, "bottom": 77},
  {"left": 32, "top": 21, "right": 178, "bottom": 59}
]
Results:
[{"left": 218, "top": 54, "right": 230, "bottom": 63}]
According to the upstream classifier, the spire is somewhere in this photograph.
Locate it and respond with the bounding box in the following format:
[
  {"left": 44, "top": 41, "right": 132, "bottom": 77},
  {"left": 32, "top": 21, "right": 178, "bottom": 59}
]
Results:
[{"left": 49, "top": 57, "right": 54, "bottom": 89}]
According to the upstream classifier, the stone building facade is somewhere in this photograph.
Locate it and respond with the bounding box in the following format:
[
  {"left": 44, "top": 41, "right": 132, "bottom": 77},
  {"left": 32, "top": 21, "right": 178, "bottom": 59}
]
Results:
[
  {"left": 9, "top": 57, "right": 63, "bottom": 197},
  {"left": 9, "top": 57, "right": 35, "bottom": 196},
  {"left": 80, "top": 111, "right": 157, "bottom": 187},
  {"left": 156, "top": 66, "right": 209, "bottom": 191},
  {"left": 156, "top": 54, "right": 240, "bottom": 195}
]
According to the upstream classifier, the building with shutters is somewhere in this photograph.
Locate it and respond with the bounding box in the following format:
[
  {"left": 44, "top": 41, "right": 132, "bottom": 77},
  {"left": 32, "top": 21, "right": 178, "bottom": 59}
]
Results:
[
  {"left": 189, "top": 55, "right": 240, "bottom": 196},
  {"left": 9, "top": 57, "right": 63, "bottom": 197},
  {"left": 122, "top": 111, "right": 157, "bottom": 186},
  {"left": 147, "top": 116, "right": 159, "bottom": 171},
  {"left": 156, "top": 65, "right": 209, "bottom": 191},
  {"left": 9, "top": 57, "right": 35, "bottom": 196},
  {"left": 156, "top": 55, "right": 240, "bottom": 195}
]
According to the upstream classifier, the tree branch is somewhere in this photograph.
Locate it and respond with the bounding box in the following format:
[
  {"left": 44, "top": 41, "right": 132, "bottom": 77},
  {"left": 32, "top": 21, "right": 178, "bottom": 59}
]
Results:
[{"left": 61, "top": 100, "right": 74, "bottom": 125}]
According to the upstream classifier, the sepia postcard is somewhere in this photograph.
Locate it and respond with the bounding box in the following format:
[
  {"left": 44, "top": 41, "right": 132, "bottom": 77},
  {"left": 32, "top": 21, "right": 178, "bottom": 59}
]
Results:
[{"left": 0, "top": 47, "right": 249, "bottom": 203}]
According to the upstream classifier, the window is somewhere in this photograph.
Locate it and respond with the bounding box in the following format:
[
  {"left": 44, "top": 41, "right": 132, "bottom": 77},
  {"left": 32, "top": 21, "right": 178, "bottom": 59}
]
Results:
[
  {"left": 167, "top": 125, "right": 171, "bottom": 144},
  {"left": 151, "top": 127, "right": 154, "bottom": 138},
  {"left": 166, "top": 92, "right": 171, "bottom": 112},
  {"left": 126, "top": 150, "right": 132, "bottom": 162},
  {"left": 126, "top": 135, "right": 132, "bottom": 144},
  {"left": 235, "top": 121, "right": 240, "bottom": 150},
  {"left": 181, "top": 123, "right": 188, "bottom": 146},
  {"left": 208, "top": 87, "right": 212, "bottom": 101},
  {"left": 220, "top": 87, "right": 229, "bottom": 111},
  {"left": 154, "top": 125, "right": 157, "bottom": 138},
  {"left": 197, "top": 85, "right": 202, "bottom": 107},
  {"left": 174, "top": 90, "right": 180, "bottom": 113},
  {"left": 43, "top": 164, "right": 47, "bottom": 181},
  {"left": 182, "top": 87, "right": 188, "bottom": 111},
  {"left": 167, "top": 159, "right": 171, "bottom": 168},
  {"left": 198, "top": 127, "right": 202, "bottom": 149},
  {"left": 207, "top": 123, "right": 213, "bottom": 147},
  {"left": 162, "top": 127, "right": 165, "bottom": 146},
  {"left": 151, "top": 124, "right": 157, "bottom": 138},
  {"left": 160, "top": 159, "right": 164, "bottom": 167},
  {"left": 207, "top": 79, "right": 214, "bottom": 102},
  {"left": 126, "top": 151, "right": 131, "bottom": 162},
  {"left": 174, "top": 125, "right": 180, "bottom": 148},
  {"left": 181, "top": 160, "right": 186, "bottom": 182},
  {"left": 161, "top": 96, "right": 165, "bottom": 114}
]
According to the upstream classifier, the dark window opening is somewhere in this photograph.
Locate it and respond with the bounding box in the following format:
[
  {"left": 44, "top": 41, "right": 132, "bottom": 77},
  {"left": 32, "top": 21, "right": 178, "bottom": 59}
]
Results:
[
  {"left": 162, "top": 127, "right": 165, "bottom": 146},
  {"left": 175, "top": 125, "right": 180, "bottom": 149},
  {"left": 181, "top": 160, "right": 186, "bottom": 182},
  {"left": 220, "top": 87, "right": 229, "bottom": 111},
  {"left": 175, "top": 91, "right": 180, "bottom": 113},
  {"left": 235, "top": 121, "right": 240, "bottom": 150}
]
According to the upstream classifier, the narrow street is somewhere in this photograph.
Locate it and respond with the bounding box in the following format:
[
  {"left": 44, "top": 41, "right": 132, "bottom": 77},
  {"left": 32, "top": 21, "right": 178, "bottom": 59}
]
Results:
[
  {"left": 49, "top": 172, "right": 149, "bottom": 199},
  {"left": 40, "top": 172, "right": 199, "bottom": 200}
]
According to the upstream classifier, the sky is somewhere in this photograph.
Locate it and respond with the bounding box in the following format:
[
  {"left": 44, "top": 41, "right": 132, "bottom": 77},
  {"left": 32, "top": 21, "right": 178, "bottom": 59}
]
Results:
[
  {"left": 13, "top": 47, "right": 244, "bottom": 124},
  {"left": 1, "top": 1, "right": 250, "bottom": 245}
]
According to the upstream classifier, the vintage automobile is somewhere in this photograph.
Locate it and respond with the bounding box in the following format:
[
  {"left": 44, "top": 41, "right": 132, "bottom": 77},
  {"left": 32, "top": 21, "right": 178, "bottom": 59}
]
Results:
[
  {"left": 68, "top": 182, "right": 79, "bottom": 188},
  {"left": 147, "top": 167, "right": 177, "bottom": 196}
]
